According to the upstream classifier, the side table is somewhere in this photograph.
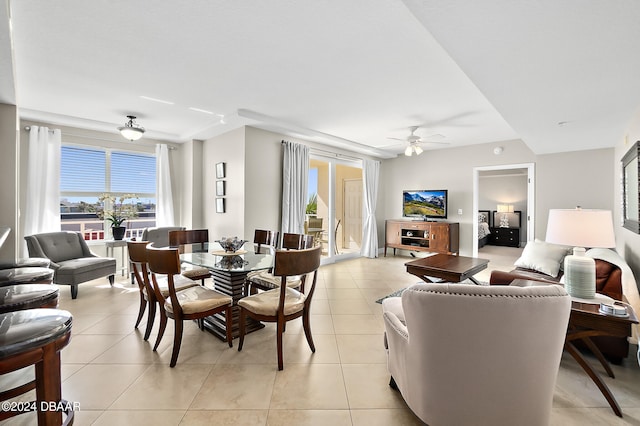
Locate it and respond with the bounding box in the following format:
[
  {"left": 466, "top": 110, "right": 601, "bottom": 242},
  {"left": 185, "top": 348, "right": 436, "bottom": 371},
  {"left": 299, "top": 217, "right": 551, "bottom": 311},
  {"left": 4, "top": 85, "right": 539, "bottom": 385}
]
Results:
[
  {"left": 511, "top": 279, "right": 638, "bottom": 417},
  {"left": 105, "top": 239, "right": 128, "bottom": 277}
]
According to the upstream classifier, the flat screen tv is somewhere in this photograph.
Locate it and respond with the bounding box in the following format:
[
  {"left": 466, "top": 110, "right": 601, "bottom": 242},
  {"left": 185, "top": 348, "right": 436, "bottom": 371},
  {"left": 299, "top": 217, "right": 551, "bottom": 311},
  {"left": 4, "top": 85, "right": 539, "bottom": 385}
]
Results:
[{"left": 403, "top": 190, "right": 448, "bottom": 219}]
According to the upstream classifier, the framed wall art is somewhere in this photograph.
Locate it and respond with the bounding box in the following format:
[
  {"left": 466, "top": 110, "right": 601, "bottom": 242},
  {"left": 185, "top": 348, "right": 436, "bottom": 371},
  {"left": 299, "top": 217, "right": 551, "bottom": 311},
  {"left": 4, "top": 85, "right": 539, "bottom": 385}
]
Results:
[
  {"left": 216, "top": 197, "right": 225, "bottom": 213},
  {"left": 216, "top": 162, "right": 226, "bottom": 179},
  {"left": 216, "top": 180, "right": 226, "bottom": 196}
]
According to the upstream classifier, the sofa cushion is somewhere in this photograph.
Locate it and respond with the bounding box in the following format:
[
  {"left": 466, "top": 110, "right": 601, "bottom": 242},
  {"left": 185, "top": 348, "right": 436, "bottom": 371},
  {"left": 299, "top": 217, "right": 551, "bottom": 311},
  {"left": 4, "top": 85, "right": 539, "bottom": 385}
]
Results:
[
  {"left": 55, "top": 257, "right": 116, "bottom": 285},
  {"left": 514, "top": 239, "right": 572, "bottom": 278}
]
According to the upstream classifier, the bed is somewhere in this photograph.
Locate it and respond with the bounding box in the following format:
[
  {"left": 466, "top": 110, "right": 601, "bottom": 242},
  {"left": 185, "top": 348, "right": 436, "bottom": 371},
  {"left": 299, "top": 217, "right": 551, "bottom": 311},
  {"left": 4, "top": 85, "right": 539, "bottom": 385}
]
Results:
[{"left": 478, "top": 210, "right": 491, "bottom": 248}]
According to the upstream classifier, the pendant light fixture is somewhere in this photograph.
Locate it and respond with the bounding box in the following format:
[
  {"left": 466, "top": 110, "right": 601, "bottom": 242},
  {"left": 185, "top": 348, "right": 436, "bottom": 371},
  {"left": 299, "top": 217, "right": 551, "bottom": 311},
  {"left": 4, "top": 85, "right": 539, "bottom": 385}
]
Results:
[{"left": 118, "top": 115, "right": 145, "bottom": 141}]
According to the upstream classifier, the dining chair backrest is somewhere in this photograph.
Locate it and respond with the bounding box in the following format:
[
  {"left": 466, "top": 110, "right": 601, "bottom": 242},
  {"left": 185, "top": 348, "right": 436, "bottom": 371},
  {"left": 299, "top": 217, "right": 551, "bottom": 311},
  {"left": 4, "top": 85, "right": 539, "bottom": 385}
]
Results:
[
  {"left": 273, "top": 245, "right": 322, "bottom": 312},
  {"left": 146, "top": 245, "right": 182, "bottom": 276},
  {"left": 254, "top": 229, "right": 279, "bottom": 254},
  {"left": 281, "top": 233, "right": 314, "bottom": 250},
  {"left": 169, "top": 229, "right": 209, "bottom": 253},
  {"left": 308, "top": 217, "right": 323, "bottom": 229}
]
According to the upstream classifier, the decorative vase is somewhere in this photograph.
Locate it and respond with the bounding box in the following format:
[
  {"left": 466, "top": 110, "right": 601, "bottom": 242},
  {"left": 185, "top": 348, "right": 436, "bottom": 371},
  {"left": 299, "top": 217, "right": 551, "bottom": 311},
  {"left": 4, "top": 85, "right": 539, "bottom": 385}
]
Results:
[{"left": 112, "top": 226, "right": 126, "bottom": 240}]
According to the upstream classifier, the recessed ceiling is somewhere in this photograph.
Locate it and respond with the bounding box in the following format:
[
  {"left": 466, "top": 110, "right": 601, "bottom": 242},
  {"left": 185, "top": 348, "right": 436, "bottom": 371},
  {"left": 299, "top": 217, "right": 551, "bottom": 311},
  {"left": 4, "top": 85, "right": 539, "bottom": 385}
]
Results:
[{"left": 3, "top": 1, "right": 639, "bottom": 158}]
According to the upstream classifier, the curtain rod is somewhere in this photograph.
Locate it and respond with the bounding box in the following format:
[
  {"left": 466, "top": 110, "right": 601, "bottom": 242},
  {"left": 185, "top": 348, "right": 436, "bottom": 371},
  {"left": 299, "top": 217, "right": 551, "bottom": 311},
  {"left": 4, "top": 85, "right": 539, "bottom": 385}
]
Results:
[
  {"left": 23, "top": 126, "right": 177, "bottom": 149},
  {"left": 281, "top": 140, "right": 362, "bottom": 162}
]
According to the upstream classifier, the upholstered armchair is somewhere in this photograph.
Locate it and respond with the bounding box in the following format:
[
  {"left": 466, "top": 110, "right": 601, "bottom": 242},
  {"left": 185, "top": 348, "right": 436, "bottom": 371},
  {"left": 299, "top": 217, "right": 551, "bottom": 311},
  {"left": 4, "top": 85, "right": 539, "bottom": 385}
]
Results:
[
  {"left": 25, "top": 231, "right": 116, "bottom": 299},
  {"left": 382, "top": 283, "right": 571, "bottom": 426}
]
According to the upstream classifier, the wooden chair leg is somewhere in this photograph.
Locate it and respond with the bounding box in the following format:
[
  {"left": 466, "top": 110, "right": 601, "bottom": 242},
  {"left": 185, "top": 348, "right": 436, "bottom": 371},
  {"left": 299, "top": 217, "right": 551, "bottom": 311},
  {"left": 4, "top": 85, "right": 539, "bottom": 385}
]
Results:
[
  {"left": 35, "top": 343, "right": 63, "bottom": 426},
  {"left": 238, "top": 308, "right": 246, "bottom": 351},
  {"left": 144, "top": 302, "right": 156, "bottom": 341},
  {"left": 134, "top": 297, "right": 146, "bottom": 329},
  {"left": 153, "top": 311, "right": 167, "bottom": 351},
  {"left": 302, "top": 309, "right": 315, "bottom": 352},
  {"left": 277, "top": 318, "right": 285, "bottom": 370},
  {"left": 170, "top": 319, "right": 184, "bottom": 368},
  {"left": 225, "top": 306, "right": 233, "bottom": 347}
]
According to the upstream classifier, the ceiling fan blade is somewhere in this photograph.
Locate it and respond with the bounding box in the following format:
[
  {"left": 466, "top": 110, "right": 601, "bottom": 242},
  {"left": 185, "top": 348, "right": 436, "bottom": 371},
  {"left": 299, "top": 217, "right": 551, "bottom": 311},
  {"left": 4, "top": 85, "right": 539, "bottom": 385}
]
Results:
[
  {"left": 421, "top": 140, "right": 450, "bottom": 145},
  {"left": 424, "top": 133, "right": 445, "bottom": 141},
  {"left": 386, "top": 137, "right": 406, "bottom": 142}
]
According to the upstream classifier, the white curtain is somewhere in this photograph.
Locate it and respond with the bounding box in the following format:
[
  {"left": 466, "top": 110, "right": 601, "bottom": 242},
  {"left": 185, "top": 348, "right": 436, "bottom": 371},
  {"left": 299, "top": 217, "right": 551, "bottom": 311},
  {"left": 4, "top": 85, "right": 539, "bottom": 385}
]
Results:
[
  {"left": 281, "top": 140, "right": 309, "bottom": 236},
  {"left": 361, "top": 159, "right": 380, "bottom": 258},
  {"left": 155, "top": 144, "right": 175, "bottom": 226},
  {"left": 24, "top": 126, "right": 61, "bottom": 237}
]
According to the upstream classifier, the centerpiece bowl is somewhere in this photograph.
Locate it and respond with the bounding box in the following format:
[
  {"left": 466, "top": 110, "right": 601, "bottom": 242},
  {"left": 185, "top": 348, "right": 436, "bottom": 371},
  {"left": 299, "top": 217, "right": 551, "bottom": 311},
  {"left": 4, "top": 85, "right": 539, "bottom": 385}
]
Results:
[{"left": 216, "top": 237, "right": 248, "bottom": 253}]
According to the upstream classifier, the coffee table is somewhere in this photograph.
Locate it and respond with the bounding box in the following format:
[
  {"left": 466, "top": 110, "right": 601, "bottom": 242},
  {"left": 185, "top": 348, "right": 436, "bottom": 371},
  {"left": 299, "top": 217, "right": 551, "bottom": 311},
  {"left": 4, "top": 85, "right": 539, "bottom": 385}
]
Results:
[
  {"left": 511, "top": 279, "right": 639, "bottom": 417},
  {"left": 405, "top": 254, "right": 489, "bottom": 284}
]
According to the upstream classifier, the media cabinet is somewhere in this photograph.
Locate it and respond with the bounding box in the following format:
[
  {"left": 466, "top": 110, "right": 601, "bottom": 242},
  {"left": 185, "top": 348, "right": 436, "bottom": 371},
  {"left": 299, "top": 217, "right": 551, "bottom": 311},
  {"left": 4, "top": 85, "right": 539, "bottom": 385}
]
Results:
[{"left": 384, "top": 220, "right": 459, "bottom": 256}]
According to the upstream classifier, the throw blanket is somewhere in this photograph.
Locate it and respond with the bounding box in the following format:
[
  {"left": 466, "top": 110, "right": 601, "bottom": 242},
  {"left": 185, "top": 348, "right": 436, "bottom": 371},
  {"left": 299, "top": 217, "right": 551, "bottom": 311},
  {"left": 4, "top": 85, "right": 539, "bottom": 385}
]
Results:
[{"left": 586, "top": 248, "right": 640, "bottom": 344}]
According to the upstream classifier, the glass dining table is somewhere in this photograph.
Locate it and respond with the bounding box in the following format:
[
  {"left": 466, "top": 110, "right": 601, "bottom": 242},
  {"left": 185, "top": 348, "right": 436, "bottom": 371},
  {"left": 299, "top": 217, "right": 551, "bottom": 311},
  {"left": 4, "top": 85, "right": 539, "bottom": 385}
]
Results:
[{"left": 180, "top": 251, "right": 273, "bottom": 340}]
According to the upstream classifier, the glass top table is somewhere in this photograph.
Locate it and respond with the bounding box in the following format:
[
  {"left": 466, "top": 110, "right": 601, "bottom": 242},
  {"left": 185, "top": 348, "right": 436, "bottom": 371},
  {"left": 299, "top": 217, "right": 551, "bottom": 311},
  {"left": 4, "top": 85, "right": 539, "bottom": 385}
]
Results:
[
  {"left": 179, "top": 251, "right": 273, "bottom": 340},
  {"left": 180, "top": 252, "right": 273, "bottom": 273}
]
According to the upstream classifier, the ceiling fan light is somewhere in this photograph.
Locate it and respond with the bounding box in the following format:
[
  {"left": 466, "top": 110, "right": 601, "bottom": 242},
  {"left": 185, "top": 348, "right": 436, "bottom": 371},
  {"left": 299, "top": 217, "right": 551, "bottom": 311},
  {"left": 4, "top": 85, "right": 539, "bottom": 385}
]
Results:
[
  {"left": 414, "top": 145, "right": 424, "bottom": 155},
  {"left": 118, "top": 115, "right": 145, "bottom": 141},
  {"left": 405, "top": 146, "right": 413, "bottom": 156}
]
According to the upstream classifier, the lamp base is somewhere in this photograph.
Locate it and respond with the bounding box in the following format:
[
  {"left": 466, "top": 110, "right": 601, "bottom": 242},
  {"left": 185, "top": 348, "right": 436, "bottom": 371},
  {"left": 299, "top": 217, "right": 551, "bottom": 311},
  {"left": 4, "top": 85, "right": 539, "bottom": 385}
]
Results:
[{"left": 564, "top": 247, "right": 595, "bottom": 298}]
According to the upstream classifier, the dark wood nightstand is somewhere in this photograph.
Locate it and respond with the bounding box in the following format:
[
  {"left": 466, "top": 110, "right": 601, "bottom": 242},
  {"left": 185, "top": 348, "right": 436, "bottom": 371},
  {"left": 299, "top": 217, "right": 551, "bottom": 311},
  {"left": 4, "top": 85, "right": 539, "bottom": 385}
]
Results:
[{"left": 490, "top": 227, "right": 520, "bottom": 247}]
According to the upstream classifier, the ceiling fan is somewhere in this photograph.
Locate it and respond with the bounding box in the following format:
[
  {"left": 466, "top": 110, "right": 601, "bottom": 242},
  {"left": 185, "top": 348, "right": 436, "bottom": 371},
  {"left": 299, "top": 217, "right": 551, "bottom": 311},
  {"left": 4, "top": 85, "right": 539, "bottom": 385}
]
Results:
[{"left": 386, "top": 126, "right": 449, "bottom": 156}]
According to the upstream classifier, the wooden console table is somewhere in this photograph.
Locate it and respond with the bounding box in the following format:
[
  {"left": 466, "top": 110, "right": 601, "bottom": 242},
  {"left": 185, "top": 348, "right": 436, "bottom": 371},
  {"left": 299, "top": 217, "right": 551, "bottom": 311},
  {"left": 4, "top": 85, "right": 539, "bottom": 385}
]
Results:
[{"left": 385, "top": 220, "right": 459, "bottom": 256}]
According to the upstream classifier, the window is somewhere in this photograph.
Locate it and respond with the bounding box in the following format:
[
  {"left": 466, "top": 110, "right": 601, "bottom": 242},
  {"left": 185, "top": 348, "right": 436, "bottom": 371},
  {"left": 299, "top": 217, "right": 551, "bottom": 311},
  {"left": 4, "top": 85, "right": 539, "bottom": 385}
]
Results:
[{"left": 60, "top": 145, "right": 156, "bottom": 240}]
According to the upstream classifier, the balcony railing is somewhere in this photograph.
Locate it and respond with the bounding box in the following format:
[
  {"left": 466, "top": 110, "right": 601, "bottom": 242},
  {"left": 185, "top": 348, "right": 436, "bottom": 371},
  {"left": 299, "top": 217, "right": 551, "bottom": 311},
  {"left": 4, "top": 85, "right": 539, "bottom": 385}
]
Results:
[{"left": 61, "top": 218, "right": 154, "bottom": 241}]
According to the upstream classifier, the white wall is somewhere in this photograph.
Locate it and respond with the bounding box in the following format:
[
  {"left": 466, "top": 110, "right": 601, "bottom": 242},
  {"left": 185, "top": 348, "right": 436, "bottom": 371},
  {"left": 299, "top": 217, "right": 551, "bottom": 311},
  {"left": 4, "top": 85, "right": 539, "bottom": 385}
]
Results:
[
  {"left": 380, "top": 140, "right": 536, "bottom": 256},
  {"left": 244, "top": 127, "right": 284, "bottom": 240},
  {"left": 615, "top": 109, "right": 640, "bottom": 284},
  {"left": 535, "top": 149, "right": 614, "bottom": 238},
  {"left": 202, "top": 127, "right": 246, "bottom": 240},
  {"left": 0, "top": 103, "right": 18, "bottom": 261},
  {"left": 379, "top": 139, "right": 615, "bottom": 256}
]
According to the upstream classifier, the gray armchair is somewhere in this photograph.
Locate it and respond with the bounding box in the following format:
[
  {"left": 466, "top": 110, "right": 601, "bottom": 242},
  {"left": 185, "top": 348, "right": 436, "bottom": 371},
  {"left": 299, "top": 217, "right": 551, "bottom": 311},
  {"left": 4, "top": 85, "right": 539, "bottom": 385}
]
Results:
[
  {"left": 382, "top": 283, "right": 571, "bottom": 426},
  {"left": 25, "top": 231, "right": 116, "bottom": 299}
]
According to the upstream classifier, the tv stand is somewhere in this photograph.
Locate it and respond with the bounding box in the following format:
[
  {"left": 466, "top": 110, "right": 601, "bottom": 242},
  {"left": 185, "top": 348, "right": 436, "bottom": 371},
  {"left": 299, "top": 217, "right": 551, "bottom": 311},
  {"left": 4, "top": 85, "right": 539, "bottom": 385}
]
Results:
[{"left": 384, "top": 220, "right": 459, "bottom": 256}]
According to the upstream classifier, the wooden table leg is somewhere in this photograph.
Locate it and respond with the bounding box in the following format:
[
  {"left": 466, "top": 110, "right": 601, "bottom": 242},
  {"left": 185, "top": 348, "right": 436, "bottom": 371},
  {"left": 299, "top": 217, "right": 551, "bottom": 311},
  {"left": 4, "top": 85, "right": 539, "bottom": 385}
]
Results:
[{"left": 565, "top": 341, "right": 622, "bottom": 417}]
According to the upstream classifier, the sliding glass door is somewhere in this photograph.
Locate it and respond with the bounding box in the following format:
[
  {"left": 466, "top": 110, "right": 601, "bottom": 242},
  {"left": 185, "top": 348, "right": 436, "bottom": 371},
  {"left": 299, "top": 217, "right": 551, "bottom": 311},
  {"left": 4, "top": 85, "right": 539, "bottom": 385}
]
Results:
[{"left": 307, "top": 155, "right": 363, "bottom": 263}]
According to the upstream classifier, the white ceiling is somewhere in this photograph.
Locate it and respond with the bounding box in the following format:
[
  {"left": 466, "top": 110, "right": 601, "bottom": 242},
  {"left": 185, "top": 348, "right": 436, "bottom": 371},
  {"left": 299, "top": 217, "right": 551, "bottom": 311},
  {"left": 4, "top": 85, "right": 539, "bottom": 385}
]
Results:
[{"left": 2, "top": 0, "right": 639, "bottom": 158}]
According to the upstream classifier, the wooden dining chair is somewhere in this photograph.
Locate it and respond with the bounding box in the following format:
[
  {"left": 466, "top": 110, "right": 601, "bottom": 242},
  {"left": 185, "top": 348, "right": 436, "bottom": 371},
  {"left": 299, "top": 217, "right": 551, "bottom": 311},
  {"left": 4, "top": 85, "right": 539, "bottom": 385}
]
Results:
[
  {"left": 127, "top": 241, "right": 198, "bottom": 342},
  {"left": 253, "top": 229, "right": 279, "bottom": 255},
  {"left": 238, "top": 245, "right": 322, "bottom": 370},
  {"left": 244, "top": 232, "right": 314, "bottom": 295},
  {"left": 146, "top": 245, "right": 233, "bottom": 367},
  {"left": 169, "top": 229, "right": 212, "bottom": 284}
]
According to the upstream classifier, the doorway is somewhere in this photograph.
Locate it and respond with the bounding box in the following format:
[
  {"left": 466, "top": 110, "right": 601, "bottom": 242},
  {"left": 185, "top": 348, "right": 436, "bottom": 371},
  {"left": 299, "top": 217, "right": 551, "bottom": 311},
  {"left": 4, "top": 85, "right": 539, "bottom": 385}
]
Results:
[
  {"left": 308, "top": 155, "right": 363, "bottom": 264},
  {"left": 472, "top": 163, "right": 535, "bottom": 257}
]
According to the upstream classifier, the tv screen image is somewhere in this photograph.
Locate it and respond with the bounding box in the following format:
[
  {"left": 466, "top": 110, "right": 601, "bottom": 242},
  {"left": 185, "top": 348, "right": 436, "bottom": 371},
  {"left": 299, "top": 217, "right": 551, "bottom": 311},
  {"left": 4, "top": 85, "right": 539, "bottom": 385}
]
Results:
[{"left": 403, "top": 190, "right": 448, "bottom": 219}]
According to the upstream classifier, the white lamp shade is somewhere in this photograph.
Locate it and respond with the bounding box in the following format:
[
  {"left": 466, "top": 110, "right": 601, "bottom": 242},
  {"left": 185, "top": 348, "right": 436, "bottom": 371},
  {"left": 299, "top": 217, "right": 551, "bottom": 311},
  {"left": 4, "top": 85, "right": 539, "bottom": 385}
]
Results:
[
  {"left": 545, "top": 209, "right": 615, "bottom": 248},
  {"left": 119, "top": 127, "right": 144, "bottom": 141},
  {"left": 404, "top": 146, "right": 413, "bottom": 156},
  {"left": 497, "top": 204, "right": 514, "bottom": 213}
]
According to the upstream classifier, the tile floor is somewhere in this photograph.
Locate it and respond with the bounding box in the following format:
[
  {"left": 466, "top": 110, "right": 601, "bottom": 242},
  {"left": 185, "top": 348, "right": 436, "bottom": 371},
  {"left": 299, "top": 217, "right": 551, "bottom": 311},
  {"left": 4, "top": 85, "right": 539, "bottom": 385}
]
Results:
[{"left": 3, "top": 247, "right": 640, "bottom": 425}]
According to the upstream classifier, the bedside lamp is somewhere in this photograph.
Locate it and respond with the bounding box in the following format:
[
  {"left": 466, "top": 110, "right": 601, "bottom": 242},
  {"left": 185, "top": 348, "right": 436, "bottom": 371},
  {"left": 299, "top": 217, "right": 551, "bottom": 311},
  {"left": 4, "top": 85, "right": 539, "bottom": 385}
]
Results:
[
  {"left": 545, "top": 208, "right": 616, "bottom": 298},
  {"left": 497, "top": 204, "right": 514, "bottom": 228}
]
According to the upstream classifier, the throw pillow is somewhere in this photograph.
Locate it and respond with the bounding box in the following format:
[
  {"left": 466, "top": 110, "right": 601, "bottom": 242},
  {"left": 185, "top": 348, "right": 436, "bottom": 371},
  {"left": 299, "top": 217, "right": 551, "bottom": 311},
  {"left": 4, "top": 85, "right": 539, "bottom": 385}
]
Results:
[{"left": 514, "top": 239, "right": 572, "bottom": 277}]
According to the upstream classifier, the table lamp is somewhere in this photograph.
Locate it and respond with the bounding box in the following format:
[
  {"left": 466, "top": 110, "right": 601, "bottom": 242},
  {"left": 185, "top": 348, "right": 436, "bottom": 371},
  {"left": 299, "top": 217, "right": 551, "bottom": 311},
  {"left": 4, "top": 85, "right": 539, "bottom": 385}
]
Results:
[
  {"left": 545, "top": 208, "right": 616, "bottom": 298},
  {"left": 497, "top": 204, "right": 514, "bottom": 228}
]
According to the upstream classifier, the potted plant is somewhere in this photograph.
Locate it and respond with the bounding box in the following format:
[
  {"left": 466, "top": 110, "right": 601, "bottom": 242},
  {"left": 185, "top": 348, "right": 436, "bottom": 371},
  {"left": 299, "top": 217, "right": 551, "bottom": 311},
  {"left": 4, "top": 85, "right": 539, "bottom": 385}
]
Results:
[{"left": 93, "top": 194, "right": 139, "bottom": 240}]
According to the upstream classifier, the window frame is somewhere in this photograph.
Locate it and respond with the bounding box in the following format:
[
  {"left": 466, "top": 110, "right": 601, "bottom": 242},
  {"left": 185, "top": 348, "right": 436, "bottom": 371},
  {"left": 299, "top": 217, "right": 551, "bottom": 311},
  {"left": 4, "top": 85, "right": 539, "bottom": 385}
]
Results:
[{"left": 60, "top": 143, "right": 157, "bottom": 241}]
